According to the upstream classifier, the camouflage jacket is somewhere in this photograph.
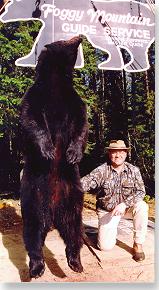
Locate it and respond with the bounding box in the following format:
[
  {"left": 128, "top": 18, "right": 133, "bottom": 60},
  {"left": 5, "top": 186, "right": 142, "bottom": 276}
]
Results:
[{"left": 81, "top": 162, "right": 146, "bottom": 211}]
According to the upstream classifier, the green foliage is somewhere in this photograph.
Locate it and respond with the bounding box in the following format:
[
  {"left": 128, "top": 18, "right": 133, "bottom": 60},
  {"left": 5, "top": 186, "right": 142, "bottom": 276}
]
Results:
[
  {"left": 0, "top": 21, "right": 41, "bottom": 140},
  {"left": 144, "top": 195, "right": 151, "bottom": 203},
  {"left": 73, "top": 38, "right": 100, "bottom": 155},
  {"left": 0, "top": 20, "right": 41, "bottom": 191},
  {"left": 0, "top": 22, "right": 155, "bottom": 196}
]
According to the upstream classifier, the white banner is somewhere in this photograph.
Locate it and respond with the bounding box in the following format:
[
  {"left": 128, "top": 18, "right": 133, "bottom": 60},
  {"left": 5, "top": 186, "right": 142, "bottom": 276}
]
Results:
[{"left": 0, "top": 0, "right": 155, "bottom": 72}]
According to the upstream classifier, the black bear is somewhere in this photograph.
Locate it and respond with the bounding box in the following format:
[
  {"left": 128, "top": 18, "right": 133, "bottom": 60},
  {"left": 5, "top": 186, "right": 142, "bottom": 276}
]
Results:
[{"left": 20, "top": 36, "right": 88, "bottom": 278}]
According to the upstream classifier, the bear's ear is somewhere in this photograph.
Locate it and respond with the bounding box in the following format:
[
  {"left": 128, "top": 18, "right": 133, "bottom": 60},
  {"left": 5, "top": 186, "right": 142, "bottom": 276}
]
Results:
[
  {"left": 44, "top": 44, "right": 57, "bottom": 52},
  {"left": 44, "top": 44, "right": 57, "bottom": 54},
  {"left": 44, "top": 45, "right": 49, "bottom": 51},
  {"left": 42, "top": 47, "right": 48, "bottom": 52}
]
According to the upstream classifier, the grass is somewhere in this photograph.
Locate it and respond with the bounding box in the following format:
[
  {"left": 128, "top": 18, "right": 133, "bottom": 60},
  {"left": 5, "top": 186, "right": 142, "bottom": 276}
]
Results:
[{"left": 147, "top": 198, "right": 155, "bottom": 222}]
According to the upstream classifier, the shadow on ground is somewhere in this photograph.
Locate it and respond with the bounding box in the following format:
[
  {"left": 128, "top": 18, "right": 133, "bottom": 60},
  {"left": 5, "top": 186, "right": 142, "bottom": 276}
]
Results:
[
  {"left": 84, "top": 224, "right": 133, "bottom": 255},
  {"left": 0, "top": 205, "right": 66, "bottom": 281}
]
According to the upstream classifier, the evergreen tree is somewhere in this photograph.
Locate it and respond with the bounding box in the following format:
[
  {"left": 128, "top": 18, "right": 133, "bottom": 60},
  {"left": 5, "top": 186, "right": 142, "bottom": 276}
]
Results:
[{"left": 0, "top": 20, "right": 41, "bottom": 191}]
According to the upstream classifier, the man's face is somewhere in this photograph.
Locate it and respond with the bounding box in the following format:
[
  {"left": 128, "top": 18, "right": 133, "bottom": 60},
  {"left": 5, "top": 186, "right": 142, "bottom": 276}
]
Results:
[{"left": 108, "top": 149, "right": 127, "bottom": 167}]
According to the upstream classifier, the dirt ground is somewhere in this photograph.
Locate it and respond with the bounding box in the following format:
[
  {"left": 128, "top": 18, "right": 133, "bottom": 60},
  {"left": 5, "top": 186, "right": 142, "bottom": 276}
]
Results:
[{"left": 0, "top": 199, "right": 155, "bottom": 283}]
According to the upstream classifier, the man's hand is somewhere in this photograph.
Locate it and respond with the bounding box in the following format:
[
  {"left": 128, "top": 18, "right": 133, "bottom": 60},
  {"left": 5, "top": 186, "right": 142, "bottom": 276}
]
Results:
[{"left": 111, "top": 202, "right": 126, "bottom": 217}]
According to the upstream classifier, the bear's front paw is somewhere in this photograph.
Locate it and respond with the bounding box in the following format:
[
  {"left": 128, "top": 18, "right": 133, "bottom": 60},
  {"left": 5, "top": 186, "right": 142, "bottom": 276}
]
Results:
[
  {"left": 66, "top": 248, "right": 83, "bottom": 273},
  {"left": 39, "top": 140, "right": 55, "bottom": 160},
  {"left": 29, "top": 259, "right": 45, "bottom": 278},
  {"left": 41, "top": 147, "right": 55, "bottom": 160},
  {"left": 66, "top": 145, "right": 82, "bottom": 164}
]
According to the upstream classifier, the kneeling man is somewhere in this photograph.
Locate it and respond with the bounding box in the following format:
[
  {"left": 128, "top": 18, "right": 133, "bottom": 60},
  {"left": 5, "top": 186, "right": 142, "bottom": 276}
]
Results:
[{"left": 81, "top": 140, "right": 148, "bottom": 262}]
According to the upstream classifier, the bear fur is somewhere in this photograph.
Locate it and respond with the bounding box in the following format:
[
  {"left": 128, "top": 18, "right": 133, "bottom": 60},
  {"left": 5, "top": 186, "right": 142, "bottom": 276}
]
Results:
[{"left": 20, "top": 36, "right": 88, "bottom": 278}]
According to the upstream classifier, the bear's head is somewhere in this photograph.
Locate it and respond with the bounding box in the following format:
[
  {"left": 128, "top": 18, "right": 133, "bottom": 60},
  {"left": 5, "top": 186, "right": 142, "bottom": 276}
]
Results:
[{"left": 36, "top": 36, "right": 83, "bottom": 80}]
